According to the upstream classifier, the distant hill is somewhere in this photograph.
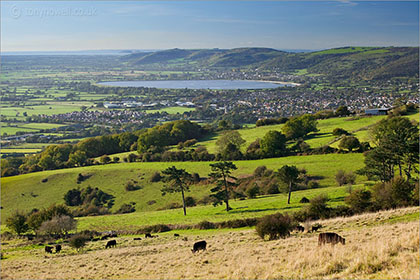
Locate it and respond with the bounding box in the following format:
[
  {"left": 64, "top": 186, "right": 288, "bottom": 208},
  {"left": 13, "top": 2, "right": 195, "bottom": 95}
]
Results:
[{"left": 122, "top": 46, "right": 419, "bottom": 80}]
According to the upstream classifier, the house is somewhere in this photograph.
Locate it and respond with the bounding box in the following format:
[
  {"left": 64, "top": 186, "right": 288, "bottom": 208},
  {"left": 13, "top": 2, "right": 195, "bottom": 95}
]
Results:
[{"left": 364, "top": 108, "right": 391, "bottom": 115}]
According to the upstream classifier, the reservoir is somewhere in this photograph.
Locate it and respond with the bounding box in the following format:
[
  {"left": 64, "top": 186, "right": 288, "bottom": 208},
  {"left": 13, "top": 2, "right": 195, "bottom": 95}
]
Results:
[{"left": 98, "top": 80, "right": 295, "bottom": 90}]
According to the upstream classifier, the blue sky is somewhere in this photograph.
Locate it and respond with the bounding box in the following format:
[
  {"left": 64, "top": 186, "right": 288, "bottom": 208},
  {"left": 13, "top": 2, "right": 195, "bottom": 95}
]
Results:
[{"left": 1, "top": 1, "right": 418, "bottom": 51}]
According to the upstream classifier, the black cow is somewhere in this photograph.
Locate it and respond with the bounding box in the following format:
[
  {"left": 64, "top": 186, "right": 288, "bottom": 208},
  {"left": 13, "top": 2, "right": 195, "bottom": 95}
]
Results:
[
  {"left": 101, "top": 235, "right": 110, "bottom": 240},
  {"left": 311, "top": 224, "right": 322, "bottom": 232},
  {"left": 55, "top": 244, "right": 62, "bottom": 253},
  {"left": 133, "top": 237, "right": 142, "bottom": 240},
  {"left": 296, "top": 225, "right": 305, "bottom": 232},
  {"left": 45, "top": 246, "right": 53, "bottom": 253},
  {"left": 145, "top": 233, "right": 152, "bottom": 238},
  {"left": 105, "top": 240, "right": 117, "bottom": 249},
  {"left": 192, "top": 241, "right": 207, "bottom": 253},
  {"left": 174, "top": 233, "right": 180, "bottom": 237},
  {"left": 318, "top": 232, "right": 345, "bottom": 246}
]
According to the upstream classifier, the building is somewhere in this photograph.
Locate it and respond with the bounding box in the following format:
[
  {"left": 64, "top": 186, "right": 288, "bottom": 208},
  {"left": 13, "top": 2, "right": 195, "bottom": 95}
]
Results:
[{"left": 364, "top": 108, "right": 391, "bottom": 115}]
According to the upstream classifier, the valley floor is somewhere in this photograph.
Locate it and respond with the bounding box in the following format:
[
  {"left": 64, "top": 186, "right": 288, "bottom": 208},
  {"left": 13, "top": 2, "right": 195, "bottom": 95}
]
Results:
[{"left": 1, "top": 207, "right": 419, "bottom": 279}]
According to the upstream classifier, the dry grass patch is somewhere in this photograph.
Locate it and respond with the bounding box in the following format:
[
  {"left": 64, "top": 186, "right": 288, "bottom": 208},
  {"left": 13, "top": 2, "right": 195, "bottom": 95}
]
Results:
[{"left": 1, "top": 208, "right": 419, "bottom": 279}]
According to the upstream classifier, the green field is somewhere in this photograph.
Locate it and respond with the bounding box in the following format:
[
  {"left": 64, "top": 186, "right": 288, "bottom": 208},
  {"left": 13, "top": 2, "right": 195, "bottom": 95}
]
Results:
[
  {"left": 145, "top": 106, "right": 196, "bottom": 114},
  {"left": 1, "top": 122, "right": 66, "bottom": 136},
  {"left": 1, "top": 153, "right": 365, "bottom": 222}
]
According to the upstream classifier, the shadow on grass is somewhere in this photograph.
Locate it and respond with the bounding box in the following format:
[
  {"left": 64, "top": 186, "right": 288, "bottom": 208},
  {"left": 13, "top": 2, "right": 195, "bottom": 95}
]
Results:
[{"left": 304, "top": 132, "right": 331, "bottom": 140}]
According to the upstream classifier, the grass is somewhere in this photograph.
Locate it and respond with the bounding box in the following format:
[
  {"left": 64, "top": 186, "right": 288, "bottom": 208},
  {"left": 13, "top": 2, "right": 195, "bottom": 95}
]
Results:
[
  {"left": 1, "top": 207, "right": 418, "bottom": 279},
  {"left": 1, "top": 122, "right": 66, "bottom": 135},
  {"left": 0, "top": 153, "right": 365, "bottom": 221},
  {"left": 145, "top": 107, "right": 196, "bottom": 114}
]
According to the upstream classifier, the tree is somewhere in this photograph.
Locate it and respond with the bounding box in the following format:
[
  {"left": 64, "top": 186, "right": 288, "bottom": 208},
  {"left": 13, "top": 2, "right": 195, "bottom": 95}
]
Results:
[
  {"left": 208, "top": 161, "right": 238, "bottom": 211},
  {"left": 282, "top": 114, "right": 318, "bottom": 139},
  {"left": 161, "top": 166, "right": 193, "bottom": 216},
  {"left": 277, "top": 165, "right": 300, "bottom": 204},
  {"left": 67, "top": 150, "right": 88, "bottom": 167},
  {"left": 216, "top": 131, "right": 245, "bottom": 155},
  {"left": 371, "top": 116, "right": 419, "bottom": 180},
  {"left": 345, "top": 189, "right": 372, "bottom": 213},
  {"left": 335, "top": 106, "right": 351, "bottom": 116},
  {"left": 38, "top": 215, "right": 77, "bottom": 237},
  {"left": 357, "top": 146, "right": 397, "bottom": 182},
  {"left": 338, "top": 136, "right": 360, "bottom": 152},
  {"left": 260, "top": 130, "right": 287, "bottom": 158},
  {"left": 332, "top": 128, "right": 349, "bottom": 136},
  {"left": 6, "top": 212, "right": 29, "bottom": 236}
]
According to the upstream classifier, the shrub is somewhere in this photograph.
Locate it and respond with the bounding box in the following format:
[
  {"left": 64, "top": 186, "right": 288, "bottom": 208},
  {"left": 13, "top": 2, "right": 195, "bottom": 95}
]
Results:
[
  {"left": 256, "top": 213, "right": 294, "bottom": 240},
  {"left": 69, "top": 234, "right": 88, "bottom": 252},
  {"left": 335, "top": 170, "right": 356, "bottom": 186},
  {"left": 253, "top": 166, "right": 267, "bottom": 177},
  {"left": 338, "top": 136, "right": 361, "bottom": 152},
  {"left": 5, "top": 212, "right": 29, "bottom": 236},
  {"left": 38, "top": 215, "right": 77, "bottom": 236},
  {"left": 142, "top": 224, "right": 171, "bottom": 233},
  {"left": 150, "top": 172, "right": 162, "bottom": 182},
  {"left": 305, "top": 194, "right": 330, "bottom": 220},
  {"left": 184, "top": 196, "right": 197, "bottom": 207},
  {"left": 112, "top": 157, "right": 120, "bottom": 163},
  {"left": 192, "top": 173, "right": 200, "bottom": 183},
  {"left": 216, "top": 218, "right": 259, "bottom": 229},
  {"left": 299, "top": 197, "right": 310, "bottom": 203},
  {"left": 197, "top": 195, "right": 217, "bottom": 205},
  {"left": 345, "top": 189, "right": 372, "bottom": 213},
  {"left": 115, "top": 203, "right": 136, "bottom": 214},
  {"left": 100, "top": 155, "right": 111, "bottom": 164},
  {"left": 125, "top": 181, "right": 141, "bottom": 191},
  {"left": 245, "top": 184, "right": 260, "bottom": 199},
  {"left": 196, "top": 220, "right": 216, "bottom": 230},
  {"left": 372, "top": 177, "right": 416, "bottom": 210},
  {"left": 147, "top": 200, "right": 157, "bottom": 205},
  {"left": 332, "top": 128, "right": 350, "bottom": 136}
]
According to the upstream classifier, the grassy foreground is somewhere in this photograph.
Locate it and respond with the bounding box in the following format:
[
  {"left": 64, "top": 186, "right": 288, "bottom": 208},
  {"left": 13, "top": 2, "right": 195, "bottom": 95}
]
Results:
[{"left": 1, "top": 207, "right": 418, "bottom": 279}]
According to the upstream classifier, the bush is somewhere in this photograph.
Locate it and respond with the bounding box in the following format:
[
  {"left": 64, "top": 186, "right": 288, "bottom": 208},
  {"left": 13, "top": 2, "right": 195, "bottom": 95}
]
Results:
[
  {"left": 299, "top": 197, "right": 310, "bottom": 203},
  {"left": 305, "top": 194, "right": 330, "bottom": 220},
  {"left": 335, "top": 170, "right": 356, "bottom": 186},
  {"left": 345, "top": 189, "right": 372, "bottom": 213},
  {"left": 69, "top": 234, "right": 88, "bottom": 252},
  {"left": 216, "top": 218, "right": 258, "bottom": 229},
  {"left": 150, "top": 172, "right": 162, "bottom": 182},
  {"left": 142, "top": 224, "right": 171, "bottom": 233},
  {"left": 125, "top": 181, "right": 141, "bottom": 191},
  {"left": 197, "top": 195, "right": 217, "bottom": 205},
  {"left": 372, "top": 177, "right": 416, "bottom": 210},
  {"left": 196, "top": 220, "right": 216, "bottom": 230},
  {"left": 332, "top": 128, "right": 349, "bottom": 136},
  {"left": 184, "top": 196, "right": 197, "bottom": 207},
  {"left": 38, "top": 215, "right": 77, "bottom": 236},
  {"left": 147, "top": 200, "right": 157, "bottom": 205},
  {"left": 253, "top": 166, "right": 267, "bottom": 177},
  {"left": 245, "top": 184, "right": 260, "bottom": 198},
  {"left": 338, "top": 136, "right": 360, "bottom": 152},
  {"left": 115, "top": 203, "right": 136, "bottom": 214},
  {"left": 256, "top": 213, "right": 294, "bottom": 240},
  {"left": 100, "top": 155, "right": 111, "bottom": 164},
  {"left": 5, "top": 212, "right": 29, "bottom": 236}
]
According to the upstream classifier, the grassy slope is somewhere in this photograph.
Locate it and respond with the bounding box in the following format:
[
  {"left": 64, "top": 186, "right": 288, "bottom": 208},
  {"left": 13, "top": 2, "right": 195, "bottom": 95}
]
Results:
[
  {"left": 1, "top": 207, "right": 418, "bottom": 279},
  {"left": 1, "top": 153, "right": 365, "bottom": 222}
]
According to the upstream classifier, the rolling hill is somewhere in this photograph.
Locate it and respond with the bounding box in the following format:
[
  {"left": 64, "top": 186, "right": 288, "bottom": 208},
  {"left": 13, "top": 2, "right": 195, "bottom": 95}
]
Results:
[{"left": 122, "top": 46, "right": 419, "bottom": 80}]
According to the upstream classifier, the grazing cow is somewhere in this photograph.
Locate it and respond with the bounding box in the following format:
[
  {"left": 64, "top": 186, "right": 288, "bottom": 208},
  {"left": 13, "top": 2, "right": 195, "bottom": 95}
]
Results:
[
  {"left": 105, "top": 240, "right": 117, "bottom": 249},
  {"left": 192, "top": 241, "right": 207, "bottom": 253},
  {"left": 92, "top": 238, "right": 100, "bottom": 242},
  {"left": 311, "top": 224, "right": 322, "bottom": 233},
  {"left": 296, "top": 225, "right": 305, "bottom": 232},
  {"left": 174, "top": 233, "right": 180, "bottom": 237},
  {"left": 145, "top": 233, "right": 153, "bottom": 238},
  {"left": 101, "top": 235, "right": 110, "bottom": 240},
  {"left": 45, "top": 246, "right": 54, "bottom": 254},
  {"left": 318, "top": 232, "right": 345, "bottom": 246},
  {"left": 55, "top": 245, "right": 62, "bottom": 253},
  {"left": 134, "top": 237, "right": 142, "bottom": 240}
]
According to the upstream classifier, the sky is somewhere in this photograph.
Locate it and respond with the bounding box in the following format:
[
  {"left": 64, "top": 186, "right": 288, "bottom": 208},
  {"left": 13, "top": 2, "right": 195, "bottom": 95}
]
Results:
[{"left": 1, "top": 1, "right": 419, "bottom": 52}]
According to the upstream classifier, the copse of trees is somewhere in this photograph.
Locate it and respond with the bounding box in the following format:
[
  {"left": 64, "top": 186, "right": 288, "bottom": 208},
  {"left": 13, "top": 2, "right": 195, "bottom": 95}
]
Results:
[
  {"left": 282, "top": 114, "right": 318, "bottom": 139},
  {"left": 255, "top": 117, "right": 289, "bottom": 127},
  {"left": 260, "top": 130, "right": 287, "bottom": 158},
  {"left": 358, "top": 116, "right": 419, "bottom": 182},
  {"left": 137, "top": 120, "right": 206, "bottom": 153},
  {"left": 216, "top": 131, "right": 245, "bottom": 160}
]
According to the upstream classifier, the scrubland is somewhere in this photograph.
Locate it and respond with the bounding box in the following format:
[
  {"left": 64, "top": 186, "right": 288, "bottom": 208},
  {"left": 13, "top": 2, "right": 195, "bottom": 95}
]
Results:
[{"left": 1, "top": 207, "right": 418, "bottom": 279}]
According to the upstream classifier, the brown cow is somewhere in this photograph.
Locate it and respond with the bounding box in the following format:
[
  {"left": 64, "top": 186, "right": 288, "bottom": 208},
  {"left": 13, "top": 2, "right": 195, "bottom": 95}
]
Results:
[{"left": 318, "top": 232, "right": 345, "bottom": 246}]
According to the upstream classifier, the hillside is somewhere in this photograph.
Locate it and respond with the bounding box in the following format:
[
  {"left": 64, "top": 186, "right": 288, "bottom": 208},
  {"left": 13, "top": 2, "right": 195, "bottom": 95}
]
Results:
[
  {"left": 1, "top": 207, "right": 418, "bottom": 279},
  {"left": 123, "top": 46, "right": 419, "bottom": 80}
]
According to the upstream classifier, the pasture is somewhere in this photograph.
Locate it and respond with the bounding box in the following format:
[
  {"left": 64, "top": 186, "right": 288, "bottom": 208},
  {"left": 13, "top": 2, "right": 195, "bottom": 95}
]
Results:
[
  {"left": 1, "top": 207, "right": 418, "bottom": 279},
  {"left": 1, "top": 153, "right": 365, "bottom": 222}
]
